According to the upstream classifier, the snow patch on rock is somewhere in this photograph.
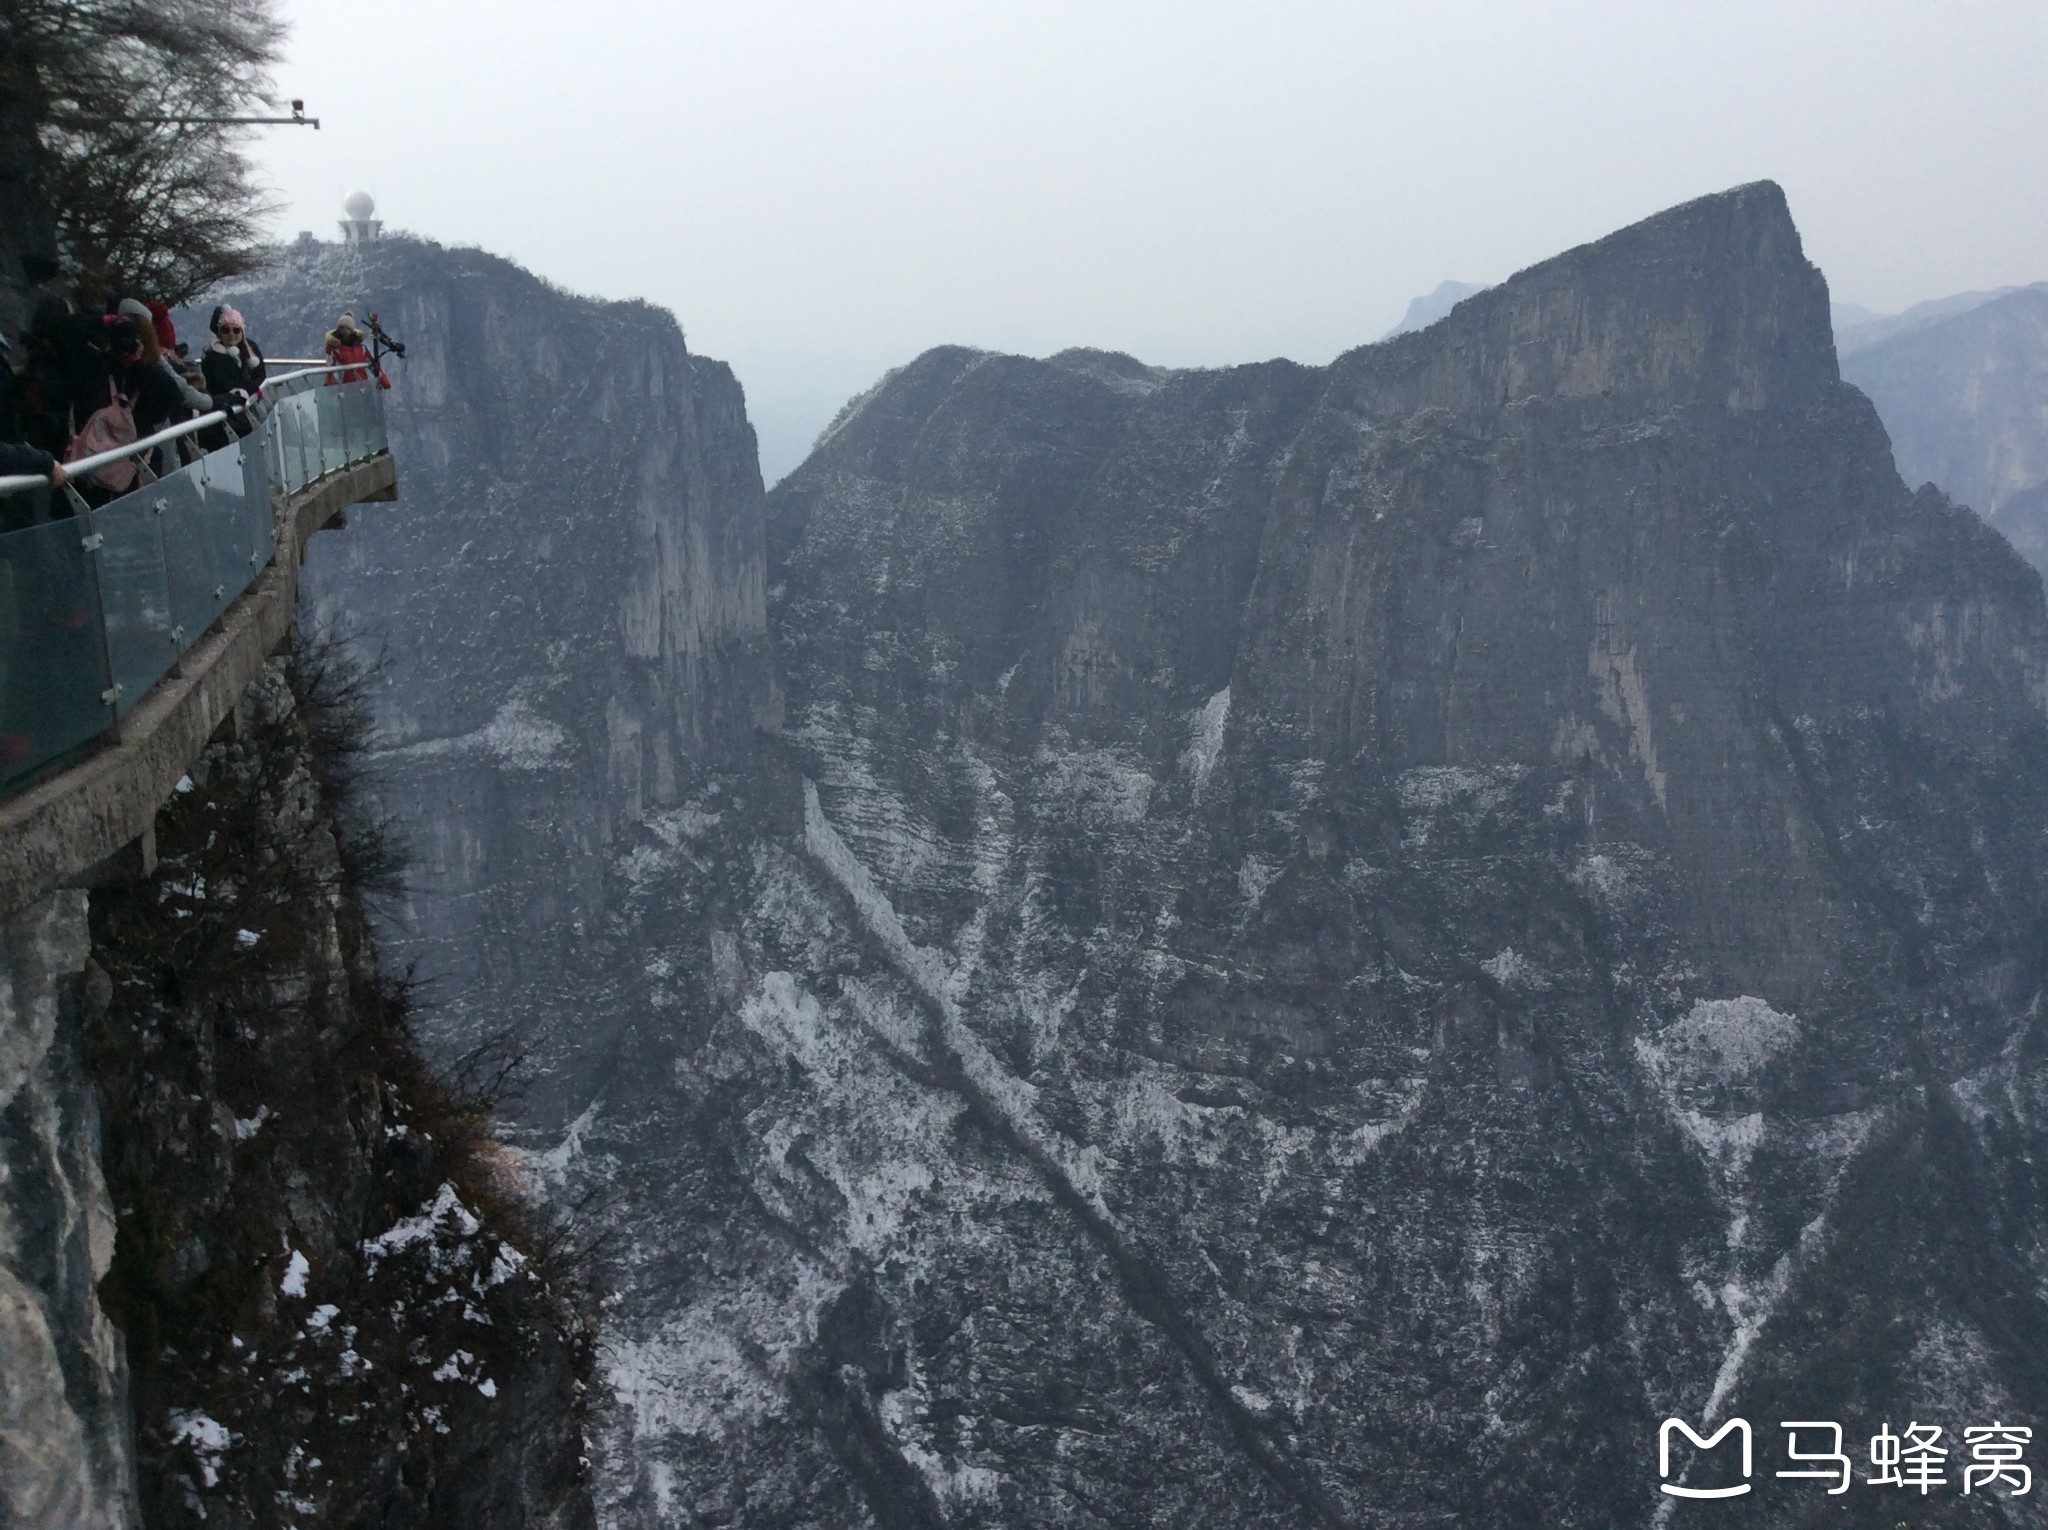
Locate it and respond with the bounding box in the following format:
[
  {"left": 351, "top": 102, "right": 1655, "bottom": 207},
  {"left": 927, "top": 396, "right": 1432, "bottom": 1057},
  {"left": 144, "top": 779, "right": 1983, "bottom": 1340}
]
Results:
[
  {"left": 361, "top": 1183, "right": 482, "bottom": 1272},
  {"left": 1036, "top": 733, "right": 1154, "bottom": 826},
  {"left": 1237, "top": 855, "right": 1279, "bottom": 908},
  {"left": 1638, "top": 996, "right": 1799, "bottom": 1090},
  {"left": 531, "top": 1101, "right": 599, "bottom": 1185},
  {"left": 1181, "top": 687, "right": 1231, "bottom": 799},
  {"left": 1480, "top": 947, "right": 1546, "bottom": 990},
  {"left": 384, "top": 697, "right": 570, "bottom": 771},
  {"left": 167, "top": 1411, "right": 233, "bottom": 1488}
]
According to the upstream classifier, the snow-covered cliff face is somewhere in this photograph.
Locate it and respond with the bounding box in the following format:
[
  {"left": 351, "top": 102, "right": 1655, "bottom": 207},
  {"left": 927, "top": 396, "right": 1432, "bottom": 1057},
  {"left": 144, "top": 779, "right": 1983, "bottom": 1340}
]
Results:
[
  {"left": 1, "top": 651, "right": 595, "bottom": 1529},
  {"left": 288, "top": 186, "right": 2048, "bottom": 1526},
  {"left": 78, "top": 655, "right": 593, "bottom": 1529},
  {"left": 578, "top": 184, "right": 2048, "bottom": 1526},
  {"left": 208, "top": 240, "right": 780, "bottom": 1118}
]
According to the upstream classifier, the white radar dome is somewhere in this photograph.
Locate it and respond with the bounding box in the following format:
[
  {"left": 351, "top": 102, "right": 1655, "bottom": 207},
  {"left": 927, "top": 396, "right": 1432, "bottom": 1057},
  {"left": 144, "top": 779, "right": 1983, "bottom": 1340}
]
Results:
[{"left": 342, "top": 190, "right": 375, "bottom": 220}]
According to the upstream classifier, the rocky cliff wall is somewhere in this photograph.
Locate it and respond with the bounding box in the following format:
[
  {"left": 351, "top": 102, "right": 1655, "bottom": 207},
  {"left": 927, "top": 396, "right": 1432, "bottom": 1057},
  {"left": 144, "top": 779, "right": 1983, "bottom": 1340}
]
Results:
[
  {"left": 204, "top": 241, "right": 781, "bottom": 1122},
  {"left": 1996, "top": 479, "right": 2048, "bottom": 581},
  {"left": 568, "top": 183, "right": 2048, "bottom": 1526},
  {"left": 281, "top": 185, "right": 2048, "bottom": 1526},
  {"left": 80, "top": 649, "right": 594, "bottom": 1528},
  {"left": 1, "top": 891, "right": 136, "bottom": 1530},
  {"left": 1, "top": 644, "right": 597, "bottom": 1528}
]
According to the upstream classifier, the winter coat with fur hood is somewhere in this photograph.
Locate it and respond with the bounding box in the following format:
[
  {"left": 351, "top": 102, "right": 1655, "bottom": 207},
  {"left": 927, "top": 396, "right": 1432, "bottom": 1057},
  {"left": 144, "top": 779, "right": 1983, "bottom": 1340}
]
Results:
[
  {"left": 323, "top": 328, "right": 373, "bottom": 385},
  {"left": 201, "top": 336, "right": 266, "bottom": 403}
]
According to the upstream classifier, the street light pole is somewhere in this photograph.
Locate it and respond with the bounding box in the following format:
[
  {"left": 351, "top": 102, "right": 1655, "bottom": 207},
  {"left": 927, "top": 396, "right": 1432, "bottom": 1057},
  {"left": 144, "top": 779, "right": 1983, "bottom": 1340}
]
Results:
[{"left": 60, "top": 99, "right": 319, "bottom": 129}]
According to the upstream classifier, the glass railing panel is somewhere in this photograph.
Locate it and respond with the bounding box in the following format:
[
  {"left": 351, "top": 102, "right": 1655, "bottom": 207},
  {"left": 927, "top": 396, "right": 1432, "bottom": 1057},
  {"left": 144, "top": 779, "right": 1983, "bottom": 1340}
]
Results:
[
  {"left": 238, "top": 429, "right": 276, "bottom": 564},
  {"left": 336, "top": 382, "right": 358, "bottom": 470},
  {"left": 281, "top": 392, "right": 313, "bottom": 491},
  {"left": 0, "top": 516, "right": 114, "bottom": 790},
  {"left": 354, "top": 381, "right": 385, "bottom": 457},
  {"left": 336, "top": 381, "right": 365, "bottom": 465},
  {"left": 307, "top": 390, "right": 331, "bottom": 478},
  {"left": 261, "top": 398, "right": 288, "bottom": 491},
  {"left": 160, "top": 444, "right": 262, "bottom": 643},
  {"left": 315, "top": 384, "right": 349, "bottom": 476},
  {"left": 358, "top": 381, "right": 380, "bottom": 460},
  {"left": 297, "top": 391, "right": 318, "bottom": 484},
  {"left": 327, "top": 382, "right": 353, "bottom": 468},
  {"left": 270, "top": 391, "right": 304, "bottom": 492},
  {"left": 213, "top": 435, "right": 271, "bottom": 575},
  {"left": 153, "top": 463, "right": 222, "bottom": 645},
  {"left": 355, "top": 379, "right": 383, "bottom": 460},
  {"left": 88, "top": 490, "right": 177, "bottom": 718},
  {"left": 262, "top": 405, "right": 285, "bottom": 494}
]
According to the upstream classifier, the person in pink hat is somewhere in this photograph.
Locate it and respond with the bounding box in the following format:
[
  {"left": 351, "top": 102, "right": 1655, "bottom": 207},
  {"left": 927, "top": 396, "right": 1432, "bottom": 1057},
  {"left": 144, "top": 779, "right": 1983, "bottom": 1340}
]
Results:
[{"left": 199, "top": 304, "right": 266, "bottom": 446}]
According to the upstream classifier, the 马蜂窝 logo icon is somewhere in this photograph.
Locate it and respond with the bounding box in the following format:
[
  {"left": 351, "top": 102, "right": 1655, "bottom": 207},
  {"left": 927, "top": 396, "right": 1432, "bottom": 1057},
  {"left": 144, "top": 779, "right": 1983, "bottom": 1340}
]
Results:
[{"left": 1660, "top": 1417, "right": 1753, "bottom": 1498}]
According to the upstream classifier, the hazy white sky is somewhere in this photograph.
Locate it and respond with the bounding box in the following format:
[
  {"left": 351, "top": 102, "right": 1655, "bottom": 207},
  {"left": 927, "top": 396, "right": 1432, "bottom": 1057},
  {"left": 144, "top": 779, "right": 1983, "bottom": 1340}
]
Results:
[{"left": 256, "top": 0, "right": 2048, "bottom": 375}]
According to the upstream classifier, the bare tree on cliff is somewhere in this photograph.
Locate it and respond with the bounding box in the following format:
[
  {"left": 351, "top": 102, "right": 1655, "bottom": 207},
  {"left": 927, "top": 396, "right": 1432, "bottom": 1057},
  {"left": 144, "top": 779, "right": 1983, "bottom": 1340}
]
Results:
[{"left": 0, "top": 0, "right": 283, "bottom": 310}]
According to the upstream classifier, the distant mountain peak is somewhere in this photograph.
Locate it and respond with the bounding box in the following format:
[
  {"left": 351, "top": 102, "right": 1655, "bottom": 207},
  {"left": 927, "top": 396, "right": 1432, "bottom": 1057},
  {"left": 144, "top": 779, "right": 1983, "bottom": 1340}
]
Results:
[
  {"left": 1835, "top": 281, "right": 2048, "bottom": 356},
  {"left": 1380, "top": 278, "right": 1486, "bottom": 339},
  {"left": 1355, "top": 181, "right": 1837, "bottom": 418}
]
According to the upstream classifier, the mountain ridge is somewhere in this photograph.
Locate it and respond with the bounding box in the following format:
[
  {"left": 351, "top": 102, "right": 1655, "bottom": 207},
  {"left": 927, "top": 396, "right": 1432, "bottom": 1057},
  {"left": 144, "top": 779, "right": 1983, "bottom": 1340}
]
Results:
[
  {"left": 270, "top": 183, "right": 2048, "bottom": 1526},
  {"left": 635, "top": 180, "right": 2048, "bottom": 1522},
  {"left": 1839, "top": 283, "right": 2048, "bottom": 590}
]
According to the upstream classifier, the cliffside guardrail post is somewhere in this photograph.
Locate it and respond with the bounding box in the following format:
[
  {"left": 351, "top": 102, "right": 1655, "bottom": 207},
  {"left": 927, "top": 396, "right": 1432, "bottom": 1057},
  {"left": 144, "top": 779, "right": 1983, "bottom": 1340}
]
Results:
[{"left": 75, "top": 495, "right": 124, "bottom": 743}]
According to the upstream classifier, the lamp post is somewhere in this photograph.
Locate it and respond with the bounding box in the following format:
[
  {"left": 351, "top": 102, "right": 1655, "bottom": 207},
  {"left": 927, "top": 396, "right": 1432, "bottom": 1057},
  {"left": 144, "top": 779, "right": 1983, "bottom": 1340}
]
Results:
[{"left": 61, "top": 99, "right": 319, "bottom": 129}]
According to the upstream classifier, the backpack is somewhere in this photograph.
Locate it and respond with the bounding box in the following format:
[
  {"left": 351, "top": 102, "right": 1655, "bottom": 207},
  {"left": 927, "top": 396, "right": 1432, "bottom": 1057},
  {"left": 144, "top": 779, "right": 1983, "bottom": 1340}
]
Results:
[{"left": 66, "top": 378, "right": 139, "bottom": 493}]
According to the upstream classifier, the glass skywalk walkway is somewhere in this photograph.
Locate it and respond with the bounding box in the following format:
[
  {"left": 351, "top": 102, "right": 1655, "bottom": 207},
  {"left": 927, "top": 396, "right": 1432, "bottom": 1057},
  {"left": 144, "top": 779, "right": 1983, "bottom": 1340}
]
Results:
[{"left": 1, "top": 366, "right": 390, "bottom": 795}]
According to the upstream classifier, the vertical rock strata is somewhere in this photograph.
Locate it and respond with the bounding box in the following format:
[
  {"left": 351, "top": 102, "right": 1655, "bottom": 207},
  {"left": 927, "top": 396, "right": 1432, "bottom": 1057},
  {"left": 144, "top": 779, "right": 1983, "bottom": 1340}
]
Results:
[
  {"left": 1, "top": 892, "right": 137, "bottom": 1529},
  {"left": 211, "top": 239, "right": 780, "bottom": 1121},
  {"left": 569, "top": 183, "right": 2048, "bottom": 1525},
  {"left": 282, "top": 184, "right": 2048, "bottom": 1525}
]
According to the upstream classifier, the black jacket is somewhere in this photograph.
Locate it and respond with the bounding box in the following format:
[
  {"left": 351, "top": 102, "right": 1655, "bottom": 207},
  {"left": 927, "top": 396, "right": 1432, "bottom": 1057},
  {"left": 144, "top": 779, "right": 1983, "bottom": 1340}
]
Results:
[
  {"left": 8, "top": 312, "right": 116, "bottom": 454},
  {"left": 115, "top": 356, "right": 188, "bottom": 442},
  {"left": 198, "top": 339, "right": 266, "bottom": 449},
  {"left": 200, "top": 338, "right": 266, "bottom": 402},
  {"left": 0, "top": 440, "right": 56, "bottom": 477}
]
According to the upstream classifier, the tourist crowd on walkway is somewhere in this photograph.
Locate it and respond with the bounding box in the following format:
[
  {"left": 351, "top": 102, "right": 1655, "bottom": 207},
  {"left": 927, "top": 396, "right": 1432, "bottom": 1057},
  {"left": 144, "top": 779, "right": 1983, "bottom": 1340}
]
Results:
[{"left": 1, "top": 285, "right": 391, "bottom": 528}]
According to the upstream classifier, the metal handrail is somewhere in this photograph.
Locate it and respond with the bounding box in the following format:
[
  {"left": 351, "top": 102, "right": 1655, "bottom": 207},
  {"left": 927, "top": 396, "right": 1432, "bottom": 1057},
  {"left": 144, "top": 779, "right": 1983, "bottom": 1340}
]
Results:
[{"left": 0, "top": 362, "right": 355, "bottom": 495}]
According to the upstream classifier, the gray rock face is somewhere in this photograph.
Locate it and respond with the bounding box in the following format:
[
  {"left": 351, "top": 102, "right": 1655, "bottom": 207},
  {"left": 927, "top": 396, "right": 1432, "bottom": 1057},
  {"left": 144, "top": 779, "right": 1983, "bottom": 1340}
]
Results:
[
  {"left": 580, "top": 182, "right": 2048, "bottom": 1525},
  {"left": 207, "top": 239, "right": 780, "bottom": 1115},
  {"left": 1994, "top": 479, "right": 2048, "bottom": 582},
  {"left": 0, "top": 892, "right": 137, "bottom": 1530},
  {"left": 81, "top": 655, "right": 594, "bottom": 1529},
  {"left": 1839, "top": 283, "right": 2048, "bottom": 545},
  {"left": 292, "top": 185, "right": 2048, "bottom": 1526}
]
